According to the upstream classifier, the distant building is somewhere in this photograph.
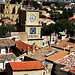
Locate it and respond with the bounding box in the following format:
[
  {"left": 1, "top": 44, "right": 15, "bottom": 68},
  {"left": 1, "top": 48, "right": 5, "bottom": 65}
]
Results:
[
  {"left": 53, "top": 53, "right": 75, "bottom": 75},
  {"left": 0, "top": 38, "right": 15, "bottom": 54},
  {"left": 34, "top": 0, "right": 75, "bottom": 2},
  {"left": 65, "top": 5, "right": 74, "bottom": 9},
  {"left": 0, "top": 0, "right": 21, "bottom": 21},
  {"left": 69, "top": 69, "right": 75, "bottom": 75},
  {"left": 59, "top": 31, "right": 67, "bottom": 40}
]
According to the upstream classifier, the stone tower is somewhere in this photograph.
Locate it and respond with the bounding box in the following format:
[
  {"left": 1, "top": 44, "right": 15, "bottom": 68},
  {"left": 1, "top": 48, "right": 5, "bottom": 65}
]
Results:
[{"left": 4, "top": 0, "right": 10, "bottom": 16}]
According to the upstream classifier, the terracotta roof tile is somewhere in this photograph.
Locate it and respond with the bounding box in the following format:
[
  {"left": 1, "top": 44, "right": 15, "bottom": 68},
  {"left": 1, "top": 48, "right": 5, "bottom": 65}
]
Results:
[
  {"left": 15, "top": 40, "right": 32, "bottom": 52},
  {"left": 70, "top": 69, "right": 75, "bottom": 74},
  {"left": 68, "top": 17, "right": 75, "bottom": 20},
  {"left": 55, "top": 40, "right": 74, "bottom": 50},
  {"left": 9, "top": 61, "right": 45, "bottom": 70},
  {"left": 55, "top": 53, "right": 75, "bottom": 72},
  {"left": 46, "top": 51, "right": 69, "bottom": 61}
]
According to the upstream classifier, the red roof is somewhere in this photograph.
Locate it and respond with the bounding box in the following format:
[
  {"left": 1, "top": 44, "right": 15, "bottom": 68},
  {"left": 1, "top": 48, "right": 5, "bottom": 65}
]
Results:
[
  {"left": 65, "top": 5, "right": 74, "bottom": 7},
  {"left": 70, "top": 69, "right": 75, "bottom": 74},
  {"left": 68, "top": 17, "right": 75, "bottom": 20},
  {"left": 15, "top": 40, "right": 32, "bottom": 52},
  {"left": 9, "top": 61, "right": 45, "bottom": 70}
]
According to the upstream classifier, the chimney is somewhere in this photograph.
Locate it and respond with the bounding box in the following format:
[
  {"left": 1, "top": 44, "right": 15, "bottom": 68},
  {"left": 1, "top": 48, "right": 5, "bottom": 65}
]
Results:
[
  {"left": 27, "top": 47, "right": 30, "bottom": 55},
  {"left": 68, "top": 34, "right": 70, "bottom": 38},
  {"left": 49, "top": 42, "right": 51, "bottom": 49},
  {"left": 55, "top": 40, "right": 58, "bottom": 44},
  {"left": 33, "top": 45, "right": 35, "bottom": 52},
  {"left": 65, "top": 29, "right": 67, "bottom": 33},
  {"left": 69, "top": 47, "right": 73, "bottom": 53}
]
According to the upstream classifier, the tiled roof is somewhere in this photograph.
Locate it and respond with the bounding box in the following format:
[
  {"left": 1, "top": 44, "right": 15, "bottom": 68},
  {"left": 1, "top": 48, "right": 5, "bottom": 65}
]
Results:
[
  {"left": 14, "top": 40, "right": 32, "bottom": 52},
  {"left": 65, "top": 5, "right": 74, "bottom": 7},
  {"left": 0, "top": 38, "right": 15, "bottom": 47},
  {"left": 70, "top": 69, "right": 75, "bottom": 74},
  {"left": 46, "top": 51, "right": 69, "bottom": 61},
  {"left": 0, "top": 53, "right": 17, "bottom": 62},
  {"left": 68, "top": 17, "right": 75, "bottom": 20},
  {"left": 39, "top": 10, "right": 46, "bottom": 12},
  {"left": 54, "top": 53, "right": 75, "bottom": 72},
  {"left": 26, "top": 46, "right": 63, "bottom": 61},
  {"left": 55, "top": 40, "right": 74, "bottom": 51},
  {"left": 9, "top": 61, "right": 45, "bottom": 70}
]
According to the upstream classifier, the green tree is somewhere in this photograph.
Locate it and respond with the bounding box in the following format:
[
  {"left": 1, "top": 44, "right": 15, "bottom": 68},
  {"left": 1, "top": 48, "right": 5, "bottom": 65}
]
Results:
[
  {"left": 0, "top": 24, "right": 16, "bottom": 37},
  {"left": 10, "top": 0, "right": 21, "bottom": 4}
]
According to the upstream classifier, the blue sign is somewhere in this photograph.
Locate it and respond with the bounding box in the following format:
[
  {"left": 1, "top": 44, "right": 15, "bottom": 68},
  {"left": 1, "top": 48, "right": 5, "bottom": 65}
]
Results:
[{"left": 30, "top": 28, "right": 36, "bottom": 34}]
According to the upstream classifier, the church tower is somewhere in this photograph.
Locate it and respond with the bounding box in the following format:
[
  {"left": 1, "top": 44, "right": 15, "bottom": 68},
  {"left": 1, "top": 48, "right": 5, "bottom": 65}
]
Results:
[
  {"left": 4, "top": 0, "right": 10, "bottom": 15},
  {"left": 19, "top": 0, "right": 43, "bottom": 47}
]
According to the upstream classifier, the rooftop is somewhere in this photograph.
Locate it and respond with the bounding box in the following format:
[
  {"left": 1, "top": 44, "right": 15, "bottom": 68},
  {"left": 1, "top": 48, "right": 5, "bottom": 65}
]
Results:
[
  {"left": 70, "top": 69, "right": 75, "bottom": 74},
  {"left": 46, "top": 51, "right": 69, "bottom": 62},
  {"left": 68, "top": 17, "right": 75, "bottom": 20},
  {"left": 0, "top": 53, "right": 17, "bottom": 62},
  {"left": 26, "top": 46, "right": 64, "bottom": 61},
  {"left": 70, "top": 36, "right": 75, "bottom": 40},
  {"left": 54, "top": 53, "right": 75, "bottom": 72},
  {"left": 65, "top": 5, "right": 74, "bottom": 7},
  {"left": 14, "top": 40, "right": 32, "bottom": 52},
  {"left": 54, "top": 40, "right": 74, "bottom": 51},
  {"left": 9, "top": 61, "right": 45, "bottom": 71},
  {"left": 0, "top": 38, "right": 15, "bottom": 47},
  {"left": 59, "top": 31, "right": 66, "bottom": 35}
]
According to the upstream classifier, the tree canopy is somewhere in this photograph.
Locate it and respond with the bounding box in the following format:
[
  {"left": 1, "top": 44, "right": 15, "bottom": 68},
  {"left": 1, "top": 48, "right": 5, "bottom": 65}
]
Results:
[
  {"left": 42, "top": 19, "right": 75, "bottom": 35},
  {"left": 0, "top": 24, "right": 16, "bottom": 37}
]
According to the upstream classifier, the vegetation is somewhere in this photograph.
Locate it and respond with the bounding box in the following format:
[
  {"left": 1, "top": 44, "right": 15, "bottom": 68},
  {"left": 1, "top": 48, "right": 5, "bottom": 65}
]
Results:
[
  {"left": 50, "top": 8, "right": 73, "bottom": 21},
  {"left": 42, "top": 19, "right": 75, "bottom": 35},
  {"left": 10, "top": 0, "right": 21, "bottom": 4},
  {"left": 0, "top": 24, "right": 16, "bottom": 37},
  {"left": 32, "top": 1, "right": 42, "bottom": 9},
  {"left": 39, "top": 15, "right": 46, "bottom": 18}
]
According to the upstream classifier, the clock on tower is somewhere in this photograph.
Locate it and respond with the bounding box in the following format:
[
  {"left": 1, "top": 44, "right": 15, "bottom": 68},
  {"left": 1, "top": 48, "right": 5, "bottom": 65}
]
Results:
[
  {"left": 19, "top": 0, "right": 43, "bottom": 47},
  {"left": 25, "top": 10, "right": 41, "bottom": 39}
]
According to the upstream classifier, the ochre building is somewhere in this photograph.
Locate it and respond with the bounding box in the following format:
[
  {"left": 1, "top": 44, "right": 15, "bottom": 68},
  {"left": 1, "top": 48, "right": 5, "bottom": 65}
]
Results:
[{"left": 0, "top": 0, "right": 21, "bottom": 21}]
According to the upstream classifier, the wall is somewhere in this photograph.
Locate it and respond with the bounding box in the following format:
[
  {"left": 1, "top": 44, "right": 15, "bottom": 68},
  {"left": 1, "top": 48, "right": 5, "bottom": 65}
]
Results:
[
  {"left": 11, "top": 32, "right": 28, "bottom": 42},
  {"left": 26, "top": 27, "right": 41, "bottom": 39},
  {"left": 26, "top": 11, "right": 39, "bottom": 25},
  {"left": 27, "top": 39, "right": 43, "bottom": 47},
  {"left": 13, "top": 70, "right": 44, "bottom": 75}
]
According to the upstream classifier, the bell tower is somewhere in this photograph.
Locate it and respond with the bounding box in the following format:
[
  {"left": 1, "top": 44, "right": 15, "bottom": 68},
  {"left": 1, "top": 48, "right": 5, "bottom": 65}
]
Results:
[
  {"left": 19, "top": 0, "right": 43, "bottom": 47},
  {"left": 4, "top": 0, "right": 10, "bottom": 15}
]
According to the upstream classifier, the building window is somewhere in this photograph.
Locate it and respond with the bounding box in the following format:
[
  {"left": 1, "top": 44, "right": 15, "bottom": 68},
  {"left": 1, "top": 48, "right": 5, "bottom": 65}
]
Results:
[
  {"left": 5, "top": 12, "right": 7, "bottom": 14},
  {"left": 7, "top": 1, "right": 8, "bottom": 3},
  {"left": 6, "top": 7, "right": 8, "bottom": 9},
  {"left": 43, "top": 72, "right": 45, "bottom": 75}
]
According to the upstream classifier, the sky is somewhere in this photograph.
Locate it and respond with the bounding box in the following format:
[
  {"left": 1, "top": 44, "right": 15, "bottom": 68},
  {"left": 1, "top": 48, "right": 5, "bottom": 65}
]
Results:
[{"left": 3, "top": 0, "right": 5, "bottom": 2}]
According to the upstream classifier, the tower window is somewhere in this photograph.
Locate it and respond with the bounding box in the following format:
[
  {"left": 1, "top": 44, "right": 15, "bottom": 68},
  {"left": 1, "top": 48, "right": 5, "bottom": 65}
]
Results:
[
  {"left": 7, "top": 1, "right": 8, "bottom": 3},
  {"left": 6, "top": 7, "right": 8, "bottom": 9}
]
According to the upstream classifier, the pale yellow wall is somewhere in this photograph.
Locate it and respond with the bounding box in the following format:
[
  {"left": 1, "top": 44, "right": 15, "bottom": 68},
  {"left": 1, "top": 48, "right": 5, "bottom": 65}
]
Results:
[
  {"left": 27, "top": 40, "right": 43, "bottom": 47},
  {"left": 42, "top": 11, "right": 46, "bottom": 15},
  {"left": 26, "top": 27, "right": 41, "bottom": 39},
  {"left": 11, "top": 32, "right": 28, "bottom": 42},
  {"left": 26, "top": 11, "right": 39, "bottom": 25},
  {"left": 0, "top": 0, "right": 21, "bottom": 21},
  {"left": 10, "top": 4, "right": 21, "bottom": 14},
  {"left": 13, "top": 70, "right": 44, "bottom": 75}
]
